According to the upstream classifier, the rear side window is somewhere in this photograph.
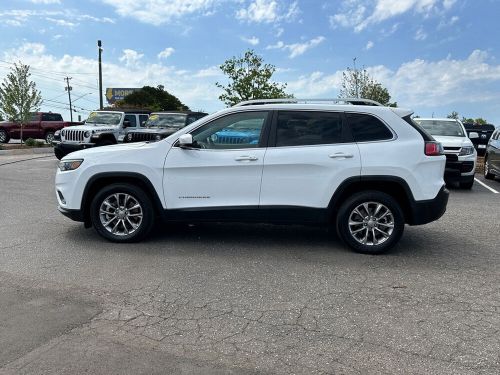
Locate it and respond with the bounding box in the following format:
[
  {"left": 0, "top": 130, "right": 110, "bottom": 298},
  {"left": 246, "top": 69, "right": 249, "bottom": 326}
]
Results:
[
  {"left": 276, "top": 111, "right": 343, "bottom": 147},
  {"left": 42, "top": 113, "right": 63, "bottom": 121},
  {"left": 346, "top": 113, "right": 393, "bottom": 142}
]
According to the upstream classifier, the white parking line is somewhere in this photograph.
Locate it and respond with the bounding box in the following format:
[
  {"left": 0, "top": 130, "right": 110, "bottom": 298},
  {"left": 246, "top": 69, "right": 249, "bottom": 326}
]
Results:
[{"left": 474, "top": 178, "right": 499, "bottom": 194}]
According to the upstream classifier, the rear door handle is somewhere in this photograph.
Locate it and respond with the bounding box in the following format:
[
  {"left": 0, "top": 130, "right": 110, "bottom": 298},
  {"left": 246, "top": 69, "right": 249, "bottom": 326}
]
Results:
[
  {"left": 329, "top": 153, "right": 354, "bottom": 159},
  {"left": 235, "top": 156, "right": 258, "bottom": 161}
]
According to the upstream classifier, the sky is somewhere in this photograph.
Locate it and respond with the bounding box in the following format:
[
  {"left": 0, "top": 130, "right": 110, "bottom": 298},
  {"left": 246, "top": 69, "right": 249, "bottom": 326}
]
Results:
[{"left": 0, "top": 0, "right": 499, "bottom": 124}]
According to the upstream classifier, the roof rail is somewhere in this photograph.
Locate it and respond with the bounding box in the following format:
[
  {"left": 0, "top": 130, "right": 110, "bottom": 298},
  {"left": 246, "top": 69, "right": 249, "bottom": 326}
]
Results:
[{"left": 233, "top": 98, "right": 384, "bottom": 107}]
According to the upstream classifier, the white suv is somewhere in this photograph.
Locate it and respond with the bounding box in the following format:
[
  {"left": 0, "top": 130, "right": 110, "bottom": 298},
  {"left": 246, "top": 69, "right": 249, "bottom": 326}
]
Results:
[
  {"left": 414, "top": 118, "right": 477, "bottom": 189},
  {"left": 55, "top": 99, "right": 449, "bottom": 254}
]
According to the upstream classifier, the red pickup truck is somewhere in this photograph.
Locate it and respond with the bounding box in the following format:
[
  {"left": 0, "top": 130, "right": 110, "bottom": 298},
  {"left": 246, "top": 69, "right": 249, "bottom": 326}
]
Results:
[{"left": 0, "top": 112, "right": 81, "bottom": 144}]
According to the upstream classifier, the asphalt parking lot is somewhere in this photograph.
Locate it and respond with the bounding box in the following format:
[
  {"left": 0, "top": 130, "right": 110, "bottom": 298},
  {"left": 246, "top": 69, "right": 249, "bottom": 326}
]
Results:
[{"left": 0, "top": 155, "right": 499, "bottom": 374}]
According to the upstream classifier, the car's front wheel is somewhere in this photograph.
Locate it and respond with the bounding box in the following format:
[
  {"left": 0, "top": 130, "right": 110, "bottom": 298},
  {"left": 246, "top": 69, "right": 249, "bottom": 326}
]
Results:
[
  {"left": 484, "top": 157, "right": 495, "bottom": 180},
  {"left": 336, "top": 191, "right": 404, "bottom": 254},
  {"left": 45, "top": 131, "right": 55, "bottom": 144},
  {"left": 90, "top": 184, "right": 154, "bottom": 242}
]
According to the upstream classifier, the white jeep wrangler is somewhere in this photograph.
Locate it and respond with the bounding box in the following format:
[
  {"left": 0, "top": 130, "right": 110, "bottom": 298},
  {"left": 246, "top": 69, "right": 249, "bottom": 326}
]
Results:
[
  {"left": 55, "top": 99, "right": 449, "bottom": 254},
  {"left": 53, "top": 110, "right": 149, "bottom": 160}
]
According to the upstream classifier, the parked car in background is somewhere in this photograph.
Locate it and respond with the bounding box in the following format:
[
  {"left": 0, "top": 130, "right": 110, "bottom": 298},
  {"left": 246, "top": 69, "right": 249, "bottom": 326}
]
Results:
[
  {"left": 123, "top": 111, "right": 207, "bottom": 143},
  {"left": 55, "top": 98, "right": 449, "bottom": 254},
  {"left": 414, "top": 118, "right": 476, "bottom": 189},
  {"left": 52, "top": 110, "right": 150, "bottom": 160},
  {"left": 484, "top": 128, "right": 500, "bottom": 180},
  {"left": 463, "top": 123, "right": 496, "bottom": 156},
  {"left": 0, "top": 112, "right": 81, "bottom": 144}
]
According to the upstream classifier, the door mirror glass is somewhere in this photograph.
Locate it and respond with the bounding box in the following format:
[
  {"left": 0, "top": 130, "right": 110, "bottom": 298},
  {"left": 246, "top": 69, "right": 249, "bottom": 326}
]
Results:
[
  {"left": 178, "top": 133, "right": 193, "bottom": 147},
  {"left": 468, "top": 132, "right": 479, "bottom": 139}
]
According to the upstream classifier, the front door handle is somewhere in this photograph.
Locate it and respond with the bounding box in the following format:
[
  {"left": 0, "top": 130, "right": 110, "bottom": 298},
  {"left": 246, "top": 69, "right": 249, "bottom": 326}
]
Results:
[
  {"left": 329, "top": 153, "right": 354, "bottom": 159},
  {"left": 235, "top": 156, "right": 258, "bottom": 161}
]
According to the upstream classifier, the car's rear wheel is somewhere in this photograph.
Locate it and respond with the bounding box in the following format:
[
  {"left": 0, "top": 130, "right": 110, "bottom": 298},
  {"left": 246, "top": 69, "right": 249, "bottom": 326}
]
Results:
[
  {"left": 45, "top": 131, "right": 55, "bottom": 144},
  {"left": 336, "top": 191, "right": 404, "bottom": 254},
  {"left": 90, "top": 184, "right": 154, "bottom": 242},
  {"left": 484, "top": 157, "right": 495, "bottom": 180},
  {"left": 0, "top": 129, "right": 10, "bottom": 143}
]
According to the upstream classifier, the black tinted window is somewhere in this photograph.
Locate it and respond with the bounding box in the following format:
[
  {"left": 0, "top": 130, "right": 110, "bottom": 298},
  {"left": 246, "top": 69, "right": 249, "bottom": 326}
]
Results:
[
  {"left": 124, "top": 114, "right": 137, "bottom": 127},
  {"left": 42, "top": 113, "right": 63, "bottom": 121},
  {"left": 139, "top": 115, "right": 149, "bottom": 126},
  {"left": 347, "top": 113, "right": 393, "bottom": 142},
  {"left": 276, "top": 111, "right": 343, "bottom": 147}
]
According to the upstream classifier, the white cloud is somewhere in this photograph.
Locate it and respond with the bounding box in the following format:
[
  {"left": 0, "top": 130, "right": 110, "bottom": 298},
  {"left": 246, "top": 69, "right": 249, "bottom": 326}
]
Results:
[
  {"left": 266, "top": 36, "right": 326, "bottom": 58},
  {"left": 414, "top": 27, "right": 427, "bottom": 40},
  {"left": 331, "top": 0, "right": 457, "bottom": 32},
  {"left": 237, "top": 0, "right": 300, "bottom": 24},
  {"left": 102, "top": 0, "right": 224, "bottom": 25},
  {"left": 119, "top": 49, "right": 144, "bottom": 66},
  {"left": 365, "top": 40, "right": 374, "bottom": 50},
  {"left": 0, "top": 9, "right": 115, "bottom": 26},
  {"left": 0, "top": 42, "right": 225, "bottom": 115},
  {"left": 158, "top": 47, "right": 175, "bottom": 59},
  {"left": 286, "top": 50, "right": 500, "bottom": 108},
  {"left": 241, "top": 36, "right": 260, "bottom": 45}
]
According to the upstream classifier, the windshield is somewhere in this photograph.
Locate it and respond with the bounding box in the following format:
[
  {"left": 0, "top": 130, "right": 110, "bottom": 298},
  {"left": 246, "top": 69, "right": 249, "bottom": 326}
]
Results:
[
  {"left": 414, "top": 119, "right": 465, "bottom": 137},
  {"left": 85, "top": 112, "right": 122, "bottom": 126},
  {"left": 145, "top": 114, "right": 186, "bottom": 128}
]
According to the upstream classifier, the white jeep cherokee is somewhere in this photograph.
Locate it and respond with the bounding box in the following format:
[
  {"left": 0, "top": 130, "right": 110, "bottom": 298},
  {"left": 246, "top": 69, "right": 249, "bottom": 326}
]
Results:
[{"left": 55, "top": 99, "right": 449, "bottom": 254}]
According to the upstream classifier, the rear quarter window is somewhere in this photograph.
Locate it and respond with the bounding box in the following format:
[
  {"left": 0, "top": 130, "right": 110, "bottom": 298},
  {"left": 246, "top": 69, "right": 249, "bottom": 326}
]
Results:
[{"left": 346, "top": 113, "right": 393, "bottom": 142}]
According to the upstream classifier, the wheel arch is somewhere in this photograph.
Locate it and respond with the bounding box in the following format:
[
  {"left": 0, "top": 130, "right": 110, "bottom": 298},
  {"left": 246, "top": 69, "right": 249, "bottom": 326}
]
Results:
[
  {"left": 81, "top": 172, "right": 163, "bottom": 227},
  {"left": 328, "top": 176, "right": 415, "bottom": 224}
]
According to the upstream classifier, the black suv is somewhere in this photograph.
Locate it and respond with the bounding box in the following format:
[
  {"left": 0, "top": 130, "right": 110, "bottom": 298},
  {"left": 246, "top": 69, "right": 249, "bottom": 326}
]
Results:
[
  {"left": 123, "top": 111, "right": 208, "bottom": 143},
  {"left": 463, "top": 123, "right": 496, "bottom": 156}
]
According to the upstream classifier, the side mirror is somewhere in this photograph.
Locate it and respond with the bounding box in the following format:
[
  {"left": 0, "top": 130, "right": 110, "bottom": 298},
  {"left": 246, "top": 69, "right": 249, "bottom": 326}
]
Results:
[
  {"left": 123, "top": 119, "right": 131, "bottom": 128},
  {"left": 141, "top": 121, "right": 146, "bottom": 126},
  {"left": 178, "top": 134, "right": 193, "bottom": 148},
  {"left": 468, "top": 132, "right": 479, "bottom": 139}
]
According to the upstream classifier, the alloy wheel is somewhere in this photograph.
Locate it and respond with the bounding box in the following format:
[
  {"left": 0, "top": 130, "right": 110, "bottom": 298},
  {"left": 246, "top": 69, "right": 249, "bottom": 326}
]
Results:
[
  {"left": 348, "top": 202, "right": 394, "bottom": 246},
  {"left": 99, "top": 193, "right": 143, "bottom": 236}
]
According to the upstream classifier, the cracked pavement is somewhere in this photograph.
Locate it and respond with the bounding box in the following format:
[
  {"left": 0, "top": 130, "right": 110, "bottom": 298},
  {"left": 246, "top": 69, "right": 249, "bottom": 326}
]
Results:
[{"left": 0, "top": 156, "right": 499, "bottom": 374}]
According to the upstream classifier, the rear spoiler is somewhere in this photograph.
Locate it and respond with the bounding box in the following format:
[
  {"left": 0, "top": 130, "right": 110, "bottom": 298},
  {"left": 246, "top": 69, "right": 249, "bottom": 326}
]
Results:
[{"left": 390, "top": 108, "right": 413, "bottom": 118}]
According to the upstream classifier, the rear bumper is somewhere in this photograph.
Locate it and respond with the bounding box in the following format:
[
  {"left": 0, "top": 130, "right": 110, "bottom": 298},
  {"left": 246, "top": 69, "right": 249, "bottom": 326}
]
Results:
[{"left": 408, "top": 185, "right": 449, "bottom": 225}]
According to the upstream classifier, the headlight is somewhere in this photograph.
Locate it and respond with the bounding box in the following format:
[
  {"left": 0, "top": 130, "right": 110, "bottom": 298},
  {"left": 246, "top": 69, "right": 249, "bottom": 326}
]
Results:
[
  {"left": 127, "top": 133, "right": 133, "bottom": 140},
  {"left": 54, "top": 130, "right": 60, "bottom": 136},
  {"left": 155, "top": 134, "right": 162, "bottom": 141},
  {"left": 459, "top": 146, "right": 475, "bottom": 156},
  {"left": 84, "top": 131, "right": 90, "bottom": 138},
  {"left": 59, "top": 159, "right": 83, "bottom": 172}
]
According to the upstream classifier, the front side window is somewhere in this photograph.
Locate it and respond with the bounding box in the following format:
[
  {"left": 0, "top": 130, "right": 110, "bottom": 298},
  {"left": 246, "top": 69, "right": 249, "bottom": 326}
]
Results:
[
  {"left": 276, "top": 111, "right": 343, "bottom": 147},
  {"left": 124, "top": 114, "right": 137, "bottom": 127},
  {"left": 190, "top": 111, "right": 267, "bottom": 149},
  {"left": 139, "top": 115, "right": 149, "bottom": 126},
  {"left": 347, "top": 113, "right": 393, "bottom": 142},
  {"left": 414, "top": 119, "right": 465, "bottom": 137}
]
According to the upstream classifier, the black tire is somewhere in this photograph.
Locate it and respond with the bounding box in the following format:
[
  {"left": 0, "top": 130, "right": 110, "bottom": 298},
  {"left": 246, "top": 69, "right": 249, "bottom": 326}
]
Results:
[
  {"left": 459, "top": 178, "right": 474, "bottom": 189},
  {"left": 484, "top": 157, "right": 495, "bottom": 180},
  {"left": 0, "top": 129, "right": 10, "bottom": 143},
  {"left": 54, "top": 148, "right": 65, "bottom": 160},
  {"left": 90, "top": 183, "right": 154, "bottom": 242},
  {"left": 336, "top": 191, "right": 405, "bottom": 254},
  {"left": 45, "top": 131, "right": 55, "bottom": 144}
]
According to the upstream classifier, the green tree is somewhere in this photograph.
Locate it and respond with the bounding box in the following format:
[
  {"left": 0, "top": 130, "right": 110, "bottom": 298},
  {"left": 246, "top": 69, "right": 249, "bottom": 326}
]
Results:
[
  {"left": 339, "top": 61, "right": 396, "bottom": 106},
  {"left": 216, "top": 50, "right": 292, "bottom": 106},
  {"left": 116, "top": 85, "right": 188, "bottom": 111},
  {"left": 447, "top": 111, "right": 459, "bottom": 119},
  {"left": 461, "top": 117, "right": 474, "bottom": 124},
  {"left": 0, "top": 62, "right": 42, "bottom": 143},
  {"left": 474, "top": 117, "right": 487, "bottom": 125}
]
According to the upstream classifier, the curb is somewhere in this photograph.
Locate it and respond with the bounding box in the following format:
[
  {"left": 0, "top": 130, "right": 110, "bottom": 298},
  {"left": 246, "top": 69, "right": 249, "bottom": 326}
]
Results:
[{"left": 0, "top": 147, "right": 54, "bottom": 156}]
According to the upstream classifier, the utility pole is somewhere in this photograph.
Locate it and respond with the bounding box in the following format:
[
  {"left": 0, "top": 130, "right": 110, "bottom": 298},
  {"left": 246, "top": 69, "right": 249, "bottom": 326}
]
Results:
[
  {"left": 65, "top": 77, "right": 73, "bottom": 122},
  {"left": 98, "top": 40, "right": 103, "bottom": 110}
]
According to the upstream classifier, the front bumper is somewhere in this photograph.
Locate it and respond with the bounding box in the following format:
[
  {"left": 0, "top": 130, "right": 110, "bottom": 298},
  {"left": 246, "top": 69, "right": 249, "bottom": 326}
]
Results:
[
  {"left": 58, "top": 205, "right": 84, "bottom": 222},
  {"left": 444, "top": 154, "right": 476, "bottom": 183},
  {"left": 408, "top": 185, "right": 449, "bottom": 225},
  {"left": 53, "top": 141, "right": 96, "bottom": 157}
]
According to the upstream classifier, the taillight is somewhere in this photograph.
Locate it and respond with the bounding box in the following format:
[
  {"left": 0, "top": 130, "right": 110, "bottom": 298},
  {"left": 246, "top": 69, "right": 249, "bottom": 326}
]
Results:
[{"left": 425, "top": 141, "right": 444, "bottom": 156}]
